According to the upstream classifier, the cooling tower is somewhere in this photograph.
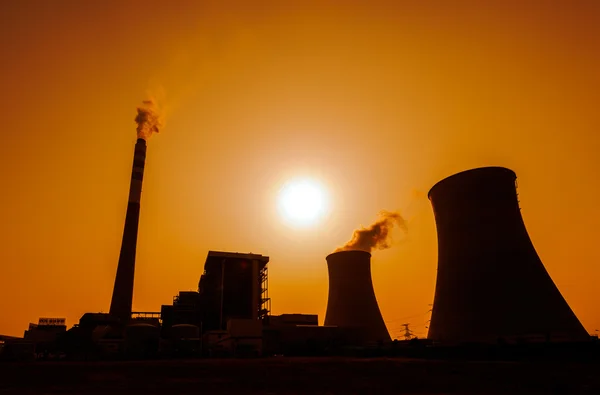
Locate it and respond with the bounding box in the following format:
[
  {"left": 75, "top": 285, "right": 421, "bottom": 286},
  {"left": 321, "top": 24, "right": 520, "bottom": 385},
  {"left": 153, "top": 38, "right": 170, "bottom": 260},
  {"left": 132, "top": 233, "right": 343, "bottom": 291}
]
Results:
[
  {"left": 324, "top": 250, "right": 391, "bottom": 343},
  {"left": 109, "top": 138, "right": 147, "bottom": 323},
  {"left": 427, "top": 167, "right": 589, "bottom": 344}
]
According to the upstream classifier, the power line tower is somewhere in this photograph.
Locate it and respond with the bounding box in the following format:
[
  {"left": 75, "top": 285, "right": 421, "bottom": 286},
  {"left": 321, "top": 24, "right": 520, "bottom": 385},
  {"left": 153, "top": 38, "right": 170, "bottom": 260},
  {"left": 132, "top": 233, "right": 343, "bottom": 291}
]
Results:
[{"left": 401, "top": 323, "right": 413, "bottom": 341}]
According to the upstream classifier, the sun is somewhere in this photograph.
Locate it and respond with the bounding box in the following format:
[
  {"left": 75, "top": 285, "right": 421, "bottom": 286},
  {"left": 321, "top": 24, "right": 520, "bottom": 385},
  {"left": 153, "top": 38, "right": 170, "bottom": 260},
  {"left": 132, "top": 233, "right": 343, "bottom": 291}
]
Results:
[{"left": 278, "top": 179, "right": 328, "bottom": 227}]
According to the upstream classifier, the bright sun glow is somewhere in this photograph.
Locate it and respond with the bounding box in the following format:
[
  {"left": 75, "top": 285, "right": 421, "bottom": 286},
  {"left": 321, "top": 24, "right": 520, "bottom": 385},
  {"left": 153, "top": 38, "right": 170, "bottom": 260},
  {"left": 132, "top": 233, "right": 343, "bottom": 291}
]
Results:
[{"left": 278, "top": 179, "right": 327, "bottom": 227}]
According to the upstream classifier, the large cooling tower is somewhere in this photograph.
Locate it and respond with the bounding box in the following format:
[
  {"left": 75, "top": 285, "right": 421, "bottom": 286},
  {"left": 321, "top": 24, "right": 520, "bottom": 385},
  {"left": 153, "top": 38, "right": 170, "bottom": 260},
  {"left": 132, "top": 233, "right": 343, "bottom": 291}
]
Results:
[
  {"left": 427, "top": 167, "right": 589, "bottom": 344},
  {"left": 109, "top": 138, "right": 147, "bottom": 323},
  {"left": 324, "top": 250, "right": 391, "bottom": 343}
]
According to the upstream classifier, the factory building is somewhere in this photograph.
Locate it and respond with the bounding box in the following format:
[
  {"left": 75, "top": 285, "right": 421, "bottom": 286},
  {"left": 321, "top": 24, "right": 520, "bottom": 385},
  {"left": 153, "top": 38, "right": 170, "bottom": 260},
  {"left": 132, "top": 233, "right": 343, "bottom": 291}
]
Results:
[
  {"left": 427, "top": 167, "right": 589, "bottom": 345},
  {"left": 157, "top": 251, "right": 271, "bottom": 356},
  {"left": 198, "top": 251, "right": 270, "bottom": 331},
  {"left": 0, "top": 318, "right": 67, "bottom": 361},
  {"left": 159, "top": 251, "right": 372, "bottom": 357},
  {"left": 160, "top": 291, "right": 201, "bottom": 338},
  {"left": 161, "top": 251, "right": 270, "bottom": 334},
  {"left": 23, "top": 318, "right": 67, "bottom": 343}
]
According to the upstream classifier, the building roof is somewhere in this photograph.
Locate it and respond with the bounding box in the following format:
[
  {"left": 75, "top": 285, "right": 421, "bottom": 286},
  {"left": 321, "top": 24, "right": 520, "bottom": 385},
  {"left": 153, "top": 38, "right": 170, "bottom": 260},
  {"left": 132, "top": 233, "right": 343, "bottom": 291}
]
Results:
[{"left": 207, "top": 250, "right": 269, "bottom": 263}]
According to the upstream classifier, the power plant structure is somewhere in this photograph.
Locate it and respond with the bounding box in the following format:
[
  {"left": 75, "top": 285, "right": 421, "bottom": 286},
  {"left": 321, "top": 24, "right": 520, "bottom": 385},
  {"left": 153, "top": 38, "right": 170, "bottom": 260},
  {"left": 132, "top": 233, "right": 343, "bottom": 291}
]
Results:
[
  {"left": 324, "top": 250, "right": 391, "bottom": 343},
  {"left": 161, "top": 251, "right": 270, "bottom": 335},
  {"left": 109, "top": 138, "right": 148, "bottom": 323},
  {"left": 197, "top": 251, "right": 270, "bottom": 331},
  {"left": 3, "top": 162, "right": 596, "bottom": 362},
  {"left": 426, "top": 166, "right": 589, "bottom": 344}
]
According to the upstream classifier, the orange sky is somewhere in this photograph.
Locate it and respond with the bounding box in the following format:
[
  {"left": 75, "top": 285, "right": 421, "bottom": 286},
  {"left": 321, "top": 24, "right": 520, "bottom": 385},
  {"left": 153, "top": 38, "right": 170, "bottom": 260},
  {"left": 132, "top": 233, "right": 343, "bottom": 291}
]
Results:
[{"left": 1, "top": 0, "right": 599, "bottom": 338}]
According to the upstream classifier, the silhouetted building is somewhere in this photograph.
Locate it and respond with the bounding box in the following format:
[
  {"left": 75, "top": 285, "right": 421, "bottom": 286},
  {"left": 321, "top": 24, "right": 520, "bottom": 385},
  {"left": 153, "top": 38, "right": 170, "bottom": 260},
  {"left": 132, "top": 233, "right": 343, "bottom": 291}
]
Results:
[
  {"left": 198, "top": 251, "right": 270, "bottom": 331},
  {"left": 23, "top": 318, "right": 67, "bottom": 344},
  {"left": 427, "top": 167, "right": 589, "bottom": 344},
  {"left": 109, "top": 138, "right": 148, "bottom": 323},
  {"left": 78, "top": 313, "right": 120, "bottom": 329},
  {"left": 160, "top": 251, "right": 270, "bottom": 335},
  {"left": 160, "top": 291, "right": 201, "bottom": 338},
  {"left": 324, "top": 250, "right": 391, "bottom": 343}
]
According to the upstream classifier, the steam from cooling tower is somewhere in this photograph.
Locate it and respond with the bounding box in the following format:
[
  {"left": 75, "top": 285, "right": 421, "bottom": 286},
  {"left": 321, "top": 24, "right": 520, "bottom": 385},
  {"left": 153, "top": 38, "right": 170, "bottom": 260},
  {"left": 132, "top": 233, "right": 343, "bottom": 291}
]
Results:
[
  {"left": 135, "top": 99, "right": 162, "bottom": 140},
  {"left": 335, "top": 211, "right": 408, "bottom": 253}
]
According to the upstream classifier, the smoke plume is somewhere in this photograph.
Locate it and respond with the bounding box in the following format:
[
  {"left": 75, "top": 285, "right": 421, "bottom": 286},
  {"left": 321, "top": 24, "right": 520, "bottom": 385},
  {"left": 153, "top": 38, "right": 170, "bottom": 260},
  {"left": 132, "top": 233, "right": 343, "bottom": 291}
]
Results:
[
  {"left": 334, "top": 210, "right": 408, "bottom": 253},
  {"left": 135, "top": 99, "right": 162, "bottom": 140}
]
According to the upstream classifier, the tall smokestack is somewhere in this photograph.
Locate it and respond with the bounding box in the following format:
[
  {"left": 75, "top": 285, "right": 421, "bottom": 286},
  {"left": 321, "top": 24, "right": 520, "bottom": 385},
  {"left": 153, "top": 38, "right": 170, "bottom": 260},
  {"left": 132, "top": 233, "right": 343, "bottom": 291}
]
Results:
[
  {"left": 427, "top": 167, "right": 589, "bottom": 344},
  {"left": 109, "top": 100, "right": 160, "bottom": 323}
]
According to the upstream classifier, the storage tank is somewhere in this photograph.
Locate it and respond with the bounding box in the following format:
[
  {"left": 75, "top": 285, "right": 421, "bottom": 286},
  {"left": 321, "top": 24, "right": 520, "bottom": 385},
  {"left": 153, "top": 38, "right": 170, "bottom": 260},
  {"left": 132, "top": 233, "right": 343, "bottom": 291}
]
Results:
[
  {"left": 324, "top": 250, "right": 390, "bottom": 343},
  {"left": 91, "top": 325, "right": 112, "bottom": 342},
  {"left": 427, "top": 167, "right": 589, "bottom": 344}
]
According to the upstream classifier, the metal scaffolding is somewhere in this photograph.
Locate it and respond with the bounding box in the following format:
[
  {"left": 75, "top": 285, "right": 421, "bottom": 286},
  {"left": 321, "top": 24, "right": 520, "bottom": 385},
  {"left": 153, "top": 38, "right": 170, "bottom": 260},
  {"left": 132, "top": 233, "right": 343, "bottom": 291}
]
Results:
[{"left": 259, "top": 263, "right": 270, "bottom": 321}]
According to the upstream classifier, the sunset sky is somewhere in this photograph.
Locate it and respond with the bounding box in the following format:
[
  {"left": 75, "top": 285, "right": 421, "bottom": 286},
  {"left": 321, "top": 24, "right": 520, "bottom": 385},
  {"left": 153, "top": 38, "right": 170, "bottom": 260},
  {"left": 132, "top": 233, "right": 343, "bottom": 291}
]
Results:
[{"left": 1, "top": 0, "right": 599, "bottom": 338}]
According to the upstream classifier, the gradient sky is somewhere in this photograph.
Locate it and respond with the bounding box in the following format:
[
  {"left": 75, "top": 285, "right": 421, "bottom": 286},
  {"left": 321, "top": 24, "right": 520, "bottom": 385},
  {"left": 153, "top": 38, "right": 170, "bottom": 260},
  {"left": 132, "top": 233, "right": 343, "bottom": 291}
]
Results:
[{"left": 1, "top": 0, "right": 599, "bottom": 338}]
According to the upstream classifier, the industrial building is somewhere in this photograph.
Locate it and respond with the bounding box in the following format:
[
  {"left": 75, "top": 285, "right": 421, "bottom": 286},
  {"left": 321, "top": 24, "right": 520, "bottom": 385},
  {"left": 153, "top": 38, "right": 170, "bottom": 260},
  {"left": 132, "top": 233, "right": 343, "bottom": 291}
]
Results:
[
  {"left": 23, "top": 318, "right": 67, "bottom": 344},
  {"left": 3, "top": 248, "right": 393, "bottom": 360},
  {"left": 426, "top": 167, "right": 590, "bottom": 345},
  {"left": 198, "top": 250, "right": 270, "bottom": 330},
  {"left": 161, "top": 251, "right": 270, "bottom": 332},
  {"left": 160, "top": 251, "right": 271, "bottom": 356},
  {"left": 0, "top": 318, "right": 67, "bottom": 361}
]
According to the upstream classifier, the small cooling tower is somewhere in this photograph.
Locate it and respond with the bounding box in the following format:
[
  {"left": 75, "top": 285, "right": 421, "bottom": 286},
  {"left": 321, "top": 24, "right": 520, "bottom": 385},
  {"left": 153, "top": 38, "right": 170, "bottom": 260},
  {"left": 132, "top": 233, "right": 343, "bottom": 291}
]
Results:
[
  {"left": 324, "top": 250, "right": 390, "bottom": 343},
  {"left": 427, "top": 167, "right": 589, "bottom": 344}
]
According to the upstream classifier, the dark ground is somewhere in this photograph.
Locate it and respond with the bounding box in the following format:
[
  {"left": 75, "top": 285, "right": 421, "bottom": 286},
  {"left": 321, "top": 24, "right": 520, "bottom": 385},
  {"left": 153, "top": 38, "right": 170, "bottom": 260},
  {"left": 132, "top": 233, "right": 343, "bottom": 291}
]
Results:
[{"left": 1, "top": 357, "right": 599, "bottom": 394}]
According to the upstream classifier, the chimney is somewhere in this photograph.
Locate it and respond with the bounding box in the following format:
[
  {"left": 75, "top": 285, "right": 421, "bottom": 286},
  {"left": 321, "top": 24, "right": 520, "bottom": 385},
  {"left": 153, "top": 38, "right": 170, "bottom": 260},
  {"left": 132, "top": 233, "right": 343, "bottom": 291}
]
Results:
[
  {"left": 109, "top": 138, "right": 147, "bottom": 323},
  {"left": 427, "top": 166, "right": 589, "bottom": 344},
  {"left": 324, "top": 250, "right": 391, "bottom": 343}
]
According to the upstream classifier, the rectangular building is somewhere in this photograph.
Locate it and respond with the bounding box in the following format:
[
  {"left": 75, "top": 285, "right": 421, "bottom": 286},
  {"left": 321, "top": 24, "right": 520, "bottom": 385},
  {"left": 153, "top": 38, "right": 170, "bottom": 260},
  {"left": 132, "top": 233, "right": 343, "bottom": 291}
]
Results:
[
  {"left": 161, "top": 251, "right": 270, "bottom": 335},
  {"left": 198, "top": 251, "right": 270, "bottom": 331}
]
